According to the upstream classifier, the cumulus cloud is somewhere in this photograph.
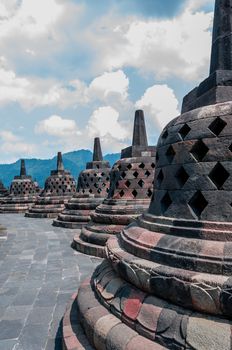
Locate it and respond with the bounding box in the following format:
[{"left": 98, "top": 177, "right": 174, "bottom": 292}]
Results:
[
  {"left": 88, "top": 70, "right": 129, "bottom": 102},
  {"left": 0, "top": 130, "right": 37, "bottom": 160},
  {"left": 35, "top": 115, "right": 81, "bottom": 138},
  {"left": 0, "top": 0, "right": 64, "bottom": 38},
  {"left": 136, "top": 85, "right": 180, "bottom": 130},
  {"left": 85, "top": 4, "right": 213, "bottom": 82},
  {"left": 87, "top": 106, "right": 129, "bottom": 140}
]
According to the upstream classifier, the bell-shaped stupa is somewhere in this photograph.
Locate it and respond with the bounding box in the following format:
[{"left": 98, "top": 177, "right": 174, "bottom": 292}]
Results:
[
  {"left": 0, "top": 160, "right": 37, "bottom": 213},
  {"left": 62, "top": 2, "right": 232, "bottom": 349},
  {"left": 53, "top": 138, "right": 111, "bottom": 228},
  {"left": 25, "top": 152, "right": 76, "bottom": 218},
  {"left": 72, "top": 110, "right": 156, "bottom": 257},
  {"left": 0, "top": 180, "right": 9, "bottom": 201}
]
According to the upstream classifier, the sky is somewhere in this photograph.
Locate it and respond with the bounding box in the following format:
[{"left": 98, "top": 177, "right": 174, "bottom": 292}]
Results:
[{"left": 0, "top": 0, "right": 214, "bottom": 163}]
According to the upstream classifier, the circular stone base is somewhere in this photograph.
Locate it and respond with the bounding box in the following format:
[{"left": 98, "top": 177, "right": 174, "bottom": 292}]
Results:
[
  {"left": 72, "top": 232, "right": 106, "bottom": 258},
  {"left": 25, "top": 212, "right": 59, "bottom": 218},
  {"left": 52, "top": 218, "right": 88, "bottom": 229},
  {"left": 62, "top": 279, "right": 165, "bottom": 350}
]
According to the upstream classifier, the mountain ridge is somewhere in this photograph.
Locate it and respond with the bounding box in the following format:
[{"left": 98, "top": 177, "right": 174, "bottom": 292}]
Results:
[{"left": 0, "top": 150, "right": 120, "bottom": 188}]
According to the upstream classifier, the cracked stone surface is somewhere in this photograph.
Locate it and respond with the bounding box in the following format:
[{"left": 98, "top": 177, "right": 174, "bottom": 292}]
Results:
[{"left": 0, "top": 214, "right": 101, "bottom": 350}]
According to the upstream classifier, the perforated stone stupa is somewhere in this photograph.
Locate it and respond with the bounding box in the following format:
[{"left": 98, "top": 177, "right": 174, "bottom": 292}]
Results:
[
  {"left": 0, "top": 160, "right": 37, "bottom": 213},
  {"left": 62, "top": 1, "right": 232, "bottom": 349},
  {"left": 25, "top": 152, "right": 76, "bottom": 218},
  {"left": 53, "top": 138, "right": 111, "bottom": 228},
  {"left": 0, "top": 180, "right": 9, "bottom": 201},
  {"left": 72, "top": 110, "right": 156, "bottom": 257}
]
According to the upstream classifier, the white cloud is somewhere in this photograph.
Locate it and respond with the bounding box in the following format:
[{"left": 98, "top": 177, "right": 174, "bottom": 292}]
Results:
[
  {"left": 85, "top": 5, "right": 213, "bottom": 82},
  {"left": 0, "top": 0, "right": 64, "bottom": 38},
  {"left": 88, "top": 70, "right": 129, "bottom": 101},
  {"left": 87, "top": 106, "right": 129, "bottom": 140},
  {"left": 0, "top": 130, "right": 37, "bottom": 159},
  {"left": 136, "top": 85, "right": 180, "bottom": 130},
  {"left": 35, "top": 115, "right": 81, "bottom": 138}
]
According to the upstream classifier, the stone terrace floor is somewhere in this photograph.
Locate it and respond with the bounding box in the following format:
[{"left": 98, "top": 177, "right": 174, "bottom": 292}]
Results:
[{"left": 0, "top": 214, "right": 101, "bottom": 350}]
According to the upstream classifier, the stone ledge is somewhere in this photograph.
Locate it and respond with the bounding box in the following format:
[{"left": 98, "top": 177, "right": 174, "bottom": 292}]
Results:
[{"left": 72, "top": 233, "right": 106, "bottom": 258}]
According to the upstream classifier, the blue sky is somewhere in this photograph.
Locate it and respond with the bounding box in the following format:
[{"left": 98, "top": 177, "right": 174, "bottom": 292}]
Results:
[{"left": 0, "top": 0, "right": 214, "bottom": 163}]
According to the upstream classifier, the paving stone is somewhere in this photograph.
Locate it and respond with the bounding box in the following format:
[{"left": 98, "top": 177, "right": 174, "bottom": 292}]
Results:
[
  {"left": 0, "top": 214, "right": 100, "bottom": 349},
  {"left": 0, "top": 320, "right": 23, "bottom": 340}
]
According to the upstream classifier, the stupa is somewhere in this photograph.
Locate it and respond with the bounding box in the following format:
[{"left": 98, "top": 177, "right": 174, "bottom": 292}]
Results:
[
  {"left": 72, "top": 110, "right": 156, "bottom": 257},
  {"left": 0, "top": 160, "right": 37, "bottom": 213},
  {"left": 0, "top": 180, "right": 9, "bottom": 200},
  {"left": 62, "top": 1, "right": 232, "bottom": 349},
  {"left": 25, "top": 152, "right": 76, "bottom": 218},
  {"left": 53, "top": 138, "right": 111, "bottom": 228}
]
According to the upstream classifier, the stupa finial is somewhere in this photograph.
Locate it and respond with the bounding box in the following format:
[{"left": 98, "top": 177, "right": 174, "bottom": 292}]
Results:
[
  {"left": 57, "top": 152, "right": 64, "bottom": 172},
  {"left": 132, "top": 110, "right": 148, "bottom": 147},
  {"left": 93, "top": 137, "right": 103, "bottom": 162},
  {"left": 210, "top": 0, "right": 232, "bottom": 74},
  {"left": 20, "top": 159, "right": 26, "bottom": 177}
]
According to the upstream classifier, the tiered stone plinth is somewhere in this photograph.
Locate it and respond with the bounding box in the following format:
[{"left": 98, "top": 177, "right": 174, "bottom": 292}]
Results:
[
  {"left": 0, "top": 161, "right": 37, "bottom": 213},
  {"left": 73, "top": 111, "right": 156, "bottom": 257},
  {"left": 53, "top": 138, "right": 111, "bottom": 228},
  {"left": 25, "top": 152, "right": 76, "bottom": 218}
]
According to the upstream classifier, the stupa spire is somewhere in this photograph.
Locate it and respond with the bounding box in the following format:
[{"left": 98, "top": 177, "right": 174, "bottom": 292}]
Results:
[
  {"left": 57, "top": 152, "right": 64, "bottom": 172},
  {"left": 93, "top": 137, "right": 103, "bottom": 162},
  {"left": 210, "top": 0, "right": 232, "bottom": 74},
  {"left": 20, "top": 159, "right": 26, "bottom": 177},
  {"left": 182, "top": 0, "right": 232, "bottom": 112},
  {"left": 132, "top": 110, "right": 148, "bottom": 147}
]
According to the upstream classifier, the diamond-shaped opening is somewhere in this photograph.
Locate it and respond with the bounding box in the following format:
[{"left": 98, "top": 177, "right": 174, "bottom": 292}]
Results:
[
  {"left": 94, "top": 183, "right": 98, "bottom": 188},
  {"left": 147, "top": 189, "right": 153, "bottom": 197},
  {"left": 89, "top": 189, "right": 93, "bottom": 193},
  {"left": 161, "top": 192, "right": 172, "bottom": 214},
  {"left": 127, "top": 164, "right": 132, "bottom": 170},
  {"left": 121, "top": 171, "right": 126, "bottom": 178},
  {"left": 133, "top": 171, "right": 139, "bottom": 178},
  {"left": 96, "top": 165, "right": 100, "bottom": 169},
  {"left": 229, "top": 144, "right": 232, "bottom": 152},
  {"left": 165, "top": 145, "right": 176, "bottom": 163},
  {"left": 145, "top": 170, "right": 151, "bottom": 177},
  {"left": 97, "top": 188, "right": 102, "bottom": 193},
  {"left": 132, "top": 189, "right": 138, "bottom": 197},
  {"left": 101, "top": 172, "right": 105, "bottom": 176},
  {"left": 102, "top": 183, "right": 106, "bottom": 187},
  {"left": 138, "top": 179, "right": 144, "bottom": 188},
  {"left": 125, "top": 180, "right": 131, "bottom": 188},
  {"left": 139, "top": 163, "right": 145, "bottom": 169},
  {"left": 157, "top": 169, "right": 164, "bottom": 187},
  {"left": 151, "top": 162, "right": 156, "bottom": 168},
  {"left": 208, "top": 117, "right": 227, "bottom": 136},
  {"left": 175, "top": 166, "right": 189, "bottom": 187},
  {"left": 119, "top": 190, "right": 124, "bottom": 197},
  {"left": 188, "top": 191, "right": 208, "bottom": 219},
  {"left": 179, "top": 123, "right": 191, "bottom": 140},
  {"left": 190, "top": 139, "right": 209, "bottom": 162},
  {"left": 208, "top": 162, "right": 229, "bottom": 189},
  {"left": 162, "top": 129, "right": 169, "bottom": 139}
]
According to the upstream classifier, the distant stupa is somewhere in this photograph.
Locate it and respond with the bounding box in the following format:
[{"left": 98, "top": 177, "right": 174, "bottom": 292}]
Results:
[
  {"left": 72, "top": 110, "right": 156, "bottom": 257},
  {"left": 0, "top": 160, "right": 37, "bottom": 213},
  {"left": 25, "top": 152, "right": 76, "bottom": 218},
  {"left": 53, "top": 138, "right": 111, "bottom": 228}
]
